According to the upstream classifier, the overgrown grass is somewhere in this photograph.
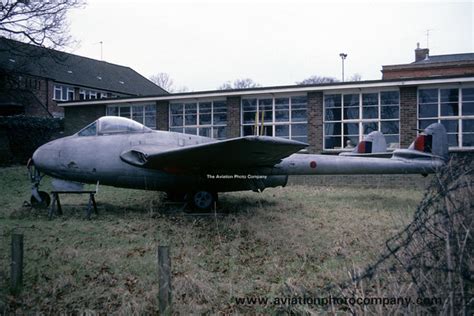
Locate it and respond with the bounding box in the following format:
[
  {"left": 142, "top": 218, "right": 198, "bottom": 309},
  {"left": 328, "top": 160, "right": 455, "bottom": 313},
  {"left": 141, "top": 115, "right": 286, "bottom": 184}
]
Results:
[{"left": 0, "top": 165, "right": 424, "bottom": 314}]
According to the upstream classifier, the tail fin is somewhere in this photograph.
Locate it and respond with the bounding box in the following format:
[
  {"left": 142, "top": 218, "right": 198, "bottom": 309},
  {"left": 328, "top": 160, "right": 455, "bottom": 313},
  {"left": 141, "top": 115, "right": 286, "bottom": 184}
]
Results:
[
  {"left": 409, "top": 123, "right": 448, "bottom": 160},
  {"left": 393, "top": 123, "right": 448, "bottom": 161},
  {"left": 339, "top": 131, "right": 388, "bottom": 157}
]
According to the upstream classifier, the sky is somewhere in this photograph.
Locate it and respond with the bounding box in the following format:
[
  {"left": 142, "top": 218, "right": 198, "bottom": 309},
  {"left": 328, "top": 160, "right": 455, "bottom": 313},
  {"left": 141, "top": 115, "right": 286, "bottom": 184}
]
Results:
[{"left": 67, "top": 0, "right": 474, "bottom": 91}]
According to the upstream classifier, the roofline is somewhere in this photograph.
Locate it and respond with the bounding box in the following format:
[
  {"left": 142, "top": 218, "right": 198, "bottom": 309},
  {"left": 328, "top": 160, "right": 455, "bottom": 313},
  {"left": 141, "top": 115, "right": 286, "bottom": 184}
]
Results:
[
  {"left": 1, "top": 37, "right": 167, "bottom": 95},
  {"left": 52, "top": 80, "right": 138, "bottom": 96},
  {"left": 383, "top": 60, "right": 474, "bottom": 70},
  {"left": 59, "top": 75, "right": 474, "bottom": 107},
  {"left": 0, "top": 37, "right": 148, "bottom": 73},
  {"left": 3, "top": 70, "right": 161, "bottom": 96}
]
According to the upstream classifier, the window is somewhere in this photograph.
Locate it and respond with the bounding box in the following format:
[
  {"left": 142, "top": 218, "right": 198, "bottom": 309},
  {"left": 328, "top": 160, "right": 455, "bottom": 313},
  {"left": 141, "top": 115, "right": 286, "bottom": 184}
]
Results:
[
  {"left": 418, "top": 87, "right": 474, "bottom": 148},
  {"left": 67, "top": 88, "right": 74, "bottom": 101},
  {"left": 53, "top": 85, "right": 74, "bottom": 101},
  {"left": 77, "top": 122, "right": 97, "bottom": 136},
  {"left": 241, "top": 95, "right": 307, "bottom": 143},
  {"left": 169, "top": 100, "right": 227, "bottom": 139},
  {"left": 79, "top": 89, "right": 101, "bottom": 100},
  {"left": 324, "top": 91, "right": 400, "bottom": 150},
  {"left": 99, "top": 117, "right": 150, "bottom": 134},
  {"left": 107, "top": 103, "right": 156, "bottom": 129}
]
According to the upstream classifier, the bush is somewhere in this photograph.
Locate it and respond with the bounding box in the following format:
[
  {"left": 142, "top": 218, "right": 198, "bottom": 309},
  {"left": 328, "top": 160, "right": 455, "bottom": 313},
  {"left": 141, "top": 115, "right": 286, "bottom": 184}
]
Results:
[
  {"left": 0, "top": 115, "right": 63, "bottom": 164},
  {"left": 335, "top": 156, "right": 473, "bottom": 315}
]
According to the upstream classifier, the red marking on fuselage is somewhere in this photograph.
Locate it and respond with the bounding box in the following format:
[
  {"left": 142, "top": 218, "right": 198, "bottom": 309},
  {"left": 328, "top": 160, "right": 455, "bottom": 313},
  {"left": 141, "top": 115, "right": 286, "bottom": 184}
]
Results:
[{"left": 310, "top": 161, "right": 317, "bottom": 169}]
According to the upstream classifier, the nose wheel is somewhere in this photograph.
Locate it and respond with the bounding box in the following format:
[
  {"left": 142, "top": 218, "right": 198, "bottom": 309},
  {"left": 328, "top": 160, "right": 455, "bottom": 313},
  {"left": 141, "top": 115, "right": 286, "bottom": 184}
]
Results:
[
  {"left": 30, "top": 191, "right": 51, "bottom": 208},
  {"left": 27, "top": 158, "right": 51, "bottom": 208}
]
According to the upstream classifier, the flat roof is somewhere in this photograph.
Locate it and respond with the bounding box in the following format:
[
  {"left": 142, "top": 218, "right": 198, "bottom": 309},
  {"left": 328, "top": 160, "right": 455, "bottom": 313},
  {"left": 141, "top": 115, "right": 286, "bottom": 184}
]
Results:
[{"left": 59, "top": 74, "right": 474, "bottom": 107}]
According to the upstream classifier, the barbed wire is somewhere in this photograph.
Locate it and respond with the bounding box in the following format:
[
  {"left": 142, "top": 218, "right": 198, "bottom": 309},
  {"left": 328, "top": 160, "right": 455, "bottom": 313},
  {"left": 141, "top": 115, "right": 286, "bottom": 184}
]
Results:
[{"left": 326, "top": 155, "right": 473, "bottom": 314}]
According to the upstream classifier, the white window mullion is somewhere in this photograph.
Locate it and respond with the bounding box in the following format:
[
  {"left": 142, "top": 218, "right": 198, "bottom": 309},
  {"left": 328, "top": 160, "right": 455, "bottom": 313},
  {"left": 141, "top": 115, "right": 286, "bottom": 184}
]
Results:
[
  {"left": 438, "top": 88, "right": 441, "bottom": 121},
  {"left": 197, "top": 102, "right": 200, "bottom": 126},
  {"left": 458, "top": 89, "right": 462, "bottom": 147}
]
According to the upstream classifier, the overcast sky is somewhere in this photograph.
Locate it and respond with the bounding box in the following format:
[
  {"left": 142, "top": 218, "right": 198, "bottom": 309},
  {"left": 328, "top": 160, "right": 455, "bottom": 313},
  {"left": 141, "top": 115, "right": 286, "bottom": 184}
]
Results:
[{"left": 67, "top": 0, "right": 473, "bottom": 91}]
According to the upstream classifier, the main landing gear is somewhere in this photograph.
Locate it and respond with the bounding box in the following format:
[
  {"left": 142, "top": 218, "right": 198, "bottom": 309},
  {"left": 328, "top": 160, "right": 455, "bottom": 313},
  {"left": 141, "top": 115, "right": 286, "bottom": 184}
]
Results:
[
  {"left": 27, "top": 159, "right": 51, "bottom": 208},
  {"left": 166, "top": 190, "right": 218, "bottom": 212},
  {"left": 192, "top": 191, "right": 217, "bottom": 211}
]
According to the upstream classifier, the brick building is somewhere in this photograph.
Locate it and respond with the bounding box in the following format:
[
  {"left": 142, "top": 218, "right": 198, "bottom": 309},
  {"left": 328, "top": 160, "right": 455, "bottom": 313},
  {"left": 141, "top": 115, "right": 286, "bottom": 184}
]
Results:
[
  {"left": 56, "top": 45, "right": 474, "bottom": 187},
  {"left": 382, "top": 44, "right": 474, "bottom": 80},
  {"left": 61, "top": 75, "right": 474, "bottom": 156},
  {"left": 0, "top": 38, "right": 167, "bottom": 117}
]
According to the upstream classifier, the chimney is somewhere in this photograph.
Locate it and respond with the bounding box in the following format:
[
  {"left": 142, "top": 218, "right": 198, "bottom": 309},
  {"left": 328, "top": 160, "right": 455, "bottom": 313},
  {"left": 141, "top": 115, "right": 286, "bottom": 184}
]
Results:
[{"left": 415, "top": 42, "right": 429, "bottom": 62}]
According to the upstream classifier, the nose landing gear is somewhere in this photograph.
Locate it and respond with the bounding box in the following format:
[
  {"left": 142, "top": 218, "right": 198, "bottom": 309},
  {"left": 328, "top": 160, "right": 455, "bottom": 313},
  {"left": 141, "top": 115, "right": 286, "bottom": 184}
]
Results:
[{"left": 27, "top": 158, "right": 51, "bottom": 208}]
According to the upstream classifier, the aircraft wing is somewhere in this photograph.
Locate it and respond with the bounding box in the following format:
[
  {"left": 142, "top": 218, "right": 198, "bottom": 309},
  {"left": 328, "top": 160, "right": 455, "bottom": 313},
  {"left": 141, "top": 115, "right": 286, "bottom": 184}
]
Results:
[{"left": 120, "top": 136, "right": 307, "bottom": 172}]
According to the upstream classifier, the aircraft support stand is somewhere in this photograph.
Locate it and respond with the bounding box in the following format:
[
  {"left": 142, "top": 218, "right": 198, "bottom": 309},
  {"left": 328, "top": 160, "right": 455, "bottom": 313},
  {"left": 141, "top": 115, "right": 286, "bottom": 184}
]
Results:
[{"left": 49, "top": 191, "right": 98, "bottom": 220}]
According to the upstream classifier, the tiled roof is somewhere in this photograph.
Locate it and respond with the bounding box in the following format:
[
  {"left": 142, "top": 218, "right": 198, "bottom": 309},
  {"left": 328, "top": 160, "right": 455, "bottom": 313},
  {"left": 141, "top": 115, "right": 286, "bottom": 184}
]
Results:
[
  {"left": 412, "top": 53, "right": 474, "bottom": 64},
  {"left": 0, "top": 37, "right": 168, "bottom": 96}
]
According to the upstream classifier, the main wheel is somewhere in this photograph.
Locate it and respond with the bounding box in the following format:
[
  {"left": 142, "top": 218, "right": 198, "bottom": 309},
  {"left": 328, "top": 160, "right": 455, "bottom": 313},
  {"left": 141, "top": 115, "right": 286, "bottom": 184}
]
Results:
[
  {"left": 192, "top": 191, "right": 216, "bottom": 211},
  {"left": 30, "top": 191, "right": 51, "bottom": 208}
]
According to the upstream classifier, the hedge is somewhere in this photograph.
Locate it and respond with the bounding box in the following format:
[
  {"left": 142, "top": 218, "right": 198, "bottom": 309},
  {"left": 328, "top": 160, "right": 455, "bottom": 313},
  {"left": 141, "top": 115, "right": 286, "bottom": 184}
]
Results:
[{"left": 0, "top": 115, "right": 64, "bottom": 164}]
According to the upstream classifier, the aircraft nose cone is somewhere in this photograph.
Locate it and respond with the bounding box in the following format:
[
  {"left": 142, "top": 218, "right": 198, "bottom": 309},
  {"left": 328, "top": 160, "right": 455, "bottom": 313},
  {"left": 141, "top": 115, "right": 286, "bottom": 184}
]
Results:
[
  {"left": 32, "top": 144, "right": 48, "bottom": 170},
  {"left": 32, "top": 140, "right": 59, "bottom": 173}
]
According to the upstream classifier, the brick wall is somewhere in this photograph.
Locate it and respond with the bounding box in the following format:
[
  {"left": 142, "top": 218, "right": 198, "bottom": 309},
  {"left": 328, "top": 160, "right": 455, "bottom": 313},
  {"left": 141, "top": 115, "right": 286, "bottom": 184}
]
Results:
[
  {"left": 64, "top": 105, "right": 106, "bottom": 135},
  {"left": 47, "top": 81, "right": 64, "bottom": 117},
  {"left": 14, "top": 77, "right": 67, "bottom": 118},
  {"left": 307, "top": 91, "right": 323, "bottom": 153},
  {"left": 382, "top": 64, "right": 474, "bottom": 80},
  {"left": 21, "top": 76, "right": 51, "bottom": 117},
  {"left": 156, "top": 100, "right": 169, "bottom": 131},
  {"left": 227, "top": 96, "right": 241, "bottom": 138},
  {"left": 399, "top": 86, "right": 418, "bottom": 148}
]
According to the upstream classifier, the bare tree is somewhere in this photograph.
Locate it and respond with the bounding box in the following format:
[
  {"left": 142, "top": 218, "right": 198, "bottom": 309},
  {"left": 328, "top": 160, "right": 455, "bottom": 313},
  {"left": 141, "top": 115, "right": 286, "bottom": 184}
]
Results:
[
  {"left": 0, "top": 0, "right": 84, "bottom": 49},
  {"left": 348, "top": 73, "right": 362, "bottom": 81},
  {"left": 218, "top": 78, "right": 260, "bottom": 90},
  {"left": 174, "top": 86, "right": 190, "bottom": 93},
  {"left": 296, "top": 75, "right": 339, "bottom": 85},
  {"left": 149, "top": 73, "right": 174, "bottom": 92},
  {"left": 149, "top": 72, "right": 190, "bottom": 93}
]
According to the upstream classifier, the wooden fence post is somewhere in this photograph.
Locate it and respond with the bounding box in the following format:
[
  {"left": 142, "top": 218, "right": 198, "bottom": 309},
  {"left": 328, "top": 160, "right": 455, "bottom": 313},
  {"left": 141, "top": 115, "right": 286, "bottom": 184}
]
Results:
[
  {"left": 158, "top": 246, "right": 171, "bottom": 315},
  {"left": 10, "top": 234, "right": 23, "bottom": 294}
]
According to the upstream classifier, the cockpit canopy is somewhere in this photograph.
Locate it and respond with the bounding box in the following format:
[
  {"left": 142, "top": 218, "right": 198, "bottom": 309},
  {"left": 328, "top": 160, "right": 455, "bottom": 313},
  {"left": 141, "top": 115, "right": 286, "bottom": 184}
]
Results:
[{"left": 77, "top": 116, "right": 152, "bottom": 136}]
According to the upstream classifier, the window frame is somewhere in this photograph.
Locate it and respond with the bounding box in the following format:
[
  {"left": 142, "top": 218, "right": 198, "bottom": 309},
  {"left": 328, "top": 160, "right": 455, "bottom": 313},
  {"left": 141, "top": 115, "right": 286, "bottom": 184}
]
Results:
[
  {"left": 106, "top": 103, "right": 157, "bottom": 129},
  {"left": 53, "top": 84, "right": 74, "bottom": 101},
  {"left": 417, "top": 85, "right": 474, "bottom": 149},
  {"left": 323, "top": 89, "right": 400, "bottom": 151},
  {"left": 240, "top": 94, "right": 308, "bottom": 143},
  {"left": 79, "top": 89, "right": 102, "bottom": 101},
  {"left": 168, "top": 99, "right": 228, "bottom": 139}
]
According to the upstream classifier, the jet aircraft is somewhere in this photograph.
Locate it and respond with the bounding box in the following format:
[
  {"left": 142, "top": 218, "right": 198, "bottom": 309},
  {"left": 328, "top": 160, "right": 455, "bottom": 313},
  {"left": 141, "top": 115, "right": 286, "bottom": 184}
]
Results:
[{"left": 29, "top": 116, "right": 448, "bottom": 210}]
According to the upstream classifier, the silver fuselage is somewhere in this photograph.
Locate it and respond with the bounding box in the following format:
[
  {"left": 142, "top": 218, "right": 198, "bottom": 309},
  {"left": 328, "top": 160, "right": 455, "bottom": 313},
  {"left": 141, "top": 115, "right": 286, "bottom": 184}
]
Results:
[{"left": 33, "top": 130, "right": 443, "bottom": 193}]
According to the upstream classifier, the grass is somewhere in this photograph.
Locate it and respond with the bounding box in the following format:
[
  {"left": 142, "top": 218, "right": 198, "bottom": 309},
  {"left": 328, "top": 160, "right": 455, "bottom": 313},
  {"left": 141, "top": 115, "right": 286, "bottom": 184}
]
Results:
[{"left": 0, "top": 165, "right": 424, "bottom": 314}]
